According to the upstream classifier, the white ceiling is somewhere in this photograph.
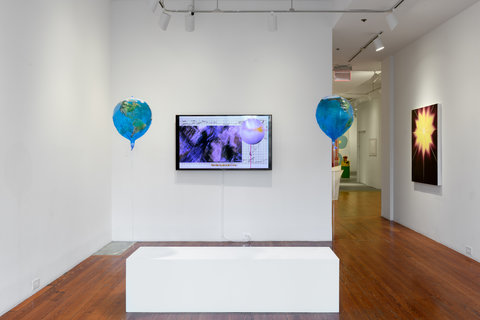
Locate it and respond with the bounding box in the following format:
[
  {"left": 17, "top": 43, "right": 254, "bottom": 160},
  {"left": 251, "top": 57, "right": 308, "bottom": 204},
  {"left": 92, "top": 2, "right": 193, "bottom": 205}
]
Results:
[
  {"left": 158, "top": 0, "right": 480, "bottom": 71},
  {"left": 333, "top": 0, "right": 480, "bottom": 71},
  {"left": 332, "top": 71, "right": 378, "bottom": 98}
]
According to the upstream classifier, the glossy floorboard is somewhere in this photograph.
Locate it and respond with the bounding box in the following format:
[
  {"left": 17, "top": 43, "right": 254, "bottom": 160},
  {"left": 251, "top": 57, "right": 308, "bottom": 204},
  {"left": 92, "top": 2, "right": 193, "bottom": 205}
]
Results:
[{"left": 3, "top": 191, "right": 480, "bottom": 319}]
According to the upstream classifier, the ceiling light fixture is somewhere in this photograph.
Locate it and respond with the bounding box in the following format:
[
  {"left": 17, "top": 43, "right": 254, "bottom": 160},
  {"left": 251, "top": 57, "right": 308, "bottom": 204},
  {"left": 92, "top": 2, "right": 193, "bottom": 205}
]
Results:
[
  {"left": 268, "top": 12, "right": 277, "bottom": 32},
  {"left": 373, "top": 37, "right": 385, "bottom": 52},
  {"left": 386, "top": 12, "right": 398, "bottom": 31},
  {"left": 149, "top": 0, "right": 159, "bottom": 13},
  {"left": 158, "top": 11, "right": 171, "bottom": 31},
  {"left": 185, "top": 6, "right": 195, "bottom": 32}
]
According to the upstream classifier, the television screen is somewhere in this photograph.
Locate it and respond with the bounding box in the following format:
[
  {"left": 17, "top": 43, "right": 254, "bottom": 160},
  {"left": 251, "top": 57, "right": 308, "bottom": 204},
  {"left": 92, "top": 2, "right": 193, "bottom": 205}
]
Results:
[{"left": 176, "top": 115, "right": 272, "bottom": 170}]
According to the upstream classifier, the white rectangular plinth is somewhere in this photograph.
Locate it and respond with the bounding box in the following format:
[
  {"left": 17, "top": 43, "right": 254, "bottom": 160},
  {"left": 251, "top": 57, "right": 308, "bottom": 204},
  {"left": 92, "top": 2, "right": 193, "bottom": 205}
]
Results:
[{"left": 126, "top": 246, "right": 339, "bottom": 313}]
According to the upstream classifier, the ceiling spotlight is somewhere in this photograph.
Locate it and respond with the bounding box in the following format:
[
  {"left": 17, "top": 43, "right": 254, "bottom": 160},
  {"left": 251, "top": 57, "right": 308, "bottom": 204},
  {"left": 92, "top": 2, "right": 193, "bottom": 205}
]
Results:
[
  {"left": 373, "top": 37, "right": 384, "bottom": 52},
  {"left": 185, "top": 11, "right": 195, "bottom": 32},
  {"left": 386, "top": 12, "right": 398, "bottom": 31},
  {"left": 268, "top": 12, "right": 277, "bottom": 32},
  {"left": 158, "top": 11, "right": 171, "bottom": 31},
  {"left": 149, "top": 0, "right": 158, "bottom": 13}
]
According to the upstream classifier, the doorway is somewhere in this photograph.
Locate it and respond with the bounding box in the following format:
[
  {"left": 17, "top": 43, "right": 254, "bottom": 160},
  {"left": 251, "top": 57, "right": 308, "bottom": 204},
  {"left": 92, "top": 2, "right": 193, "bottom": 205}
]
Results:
[{"left": 333, "top": 70, "right": 382, "bottom": 191}]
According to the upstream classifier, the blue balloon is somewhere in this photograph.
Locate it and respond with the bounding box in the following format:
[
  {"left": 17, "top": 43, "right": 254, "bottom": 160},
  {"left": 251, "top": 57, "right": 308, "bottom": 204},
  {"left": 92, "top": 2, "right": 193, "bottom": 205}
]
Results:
[
  {"left": 315, "top": 96, "right": 354, "bottom": 143},
  {"left": 113, "top": 98, "right": 152, "bottom": 150}
]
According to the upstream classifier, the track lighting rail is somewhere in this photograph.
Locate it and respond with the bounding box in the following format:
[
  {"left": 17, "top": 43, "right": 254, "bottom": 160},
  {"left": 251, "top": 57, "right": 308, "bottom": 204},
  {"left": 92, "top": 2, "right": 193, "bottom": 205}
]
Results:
[
  {"left": 348, "top": 32, "right": 383, "bottom": 63},
  {"left": 158, "top": 0, "right": 405, "bottom": 14}
]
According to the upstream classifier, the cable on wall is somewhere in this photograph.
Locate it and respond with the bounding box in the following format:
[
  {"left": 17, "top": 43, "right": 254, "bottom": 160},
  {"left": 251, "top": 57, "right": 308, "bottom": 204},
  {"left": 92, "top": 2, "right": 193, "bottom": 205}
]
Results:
[{"left": 219, "top": 171, "right": 251, "bottom": 244}]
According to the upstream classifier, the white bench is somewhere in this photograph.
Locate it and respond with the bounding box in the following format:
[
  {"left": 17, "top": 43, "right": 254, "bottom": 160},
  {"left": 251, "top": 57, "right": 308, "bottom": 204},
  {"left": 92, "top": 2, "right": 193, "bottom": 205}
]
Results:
[{"left": 126, "top": 246, "right": 339, "bottom": 313}]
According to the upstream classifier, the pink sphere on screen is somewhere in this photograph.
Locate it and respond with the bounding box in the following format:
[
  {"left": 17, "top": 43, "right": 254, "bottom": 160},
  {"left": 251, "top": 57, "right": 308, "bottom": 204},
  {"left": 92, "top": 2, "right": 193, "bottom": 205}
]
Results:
[{"left": 240, "top": 118, "right": 265, "bottom": 145}]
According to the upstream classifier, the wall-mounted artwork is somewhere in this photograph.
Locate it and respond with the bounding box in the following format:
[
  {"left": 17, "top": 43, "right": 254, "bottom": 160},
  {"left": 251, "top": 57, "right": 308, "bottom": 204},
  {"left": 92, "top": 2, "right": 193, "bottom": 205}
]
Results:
[
  {"left": 176, "top": 115, "right": 272, "bottom": 170},
  {"left": 412, "top": 104, "right": 441, "bottom": 185}
]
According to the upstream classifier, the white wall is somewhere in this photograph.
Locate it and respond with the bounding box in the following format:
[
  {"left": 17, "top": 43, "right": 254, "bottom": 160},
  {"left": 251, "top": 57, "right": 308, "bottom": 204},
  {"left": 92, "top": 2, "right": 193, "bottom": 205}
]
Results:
[
  {"left": 111, "top": 1, "right": 333, "bottom": 241},
  {"left": 381, "top": 57, "right": 394, "bottom": 220},
  {"left": 389, "top": 1, "right": 480, "bottom": 261},
  {"left": 357, "top": 97, "right": 382, "bottom": 189},
  {"left": 0, "top": 0, "right": 112, "bottom": 315}
]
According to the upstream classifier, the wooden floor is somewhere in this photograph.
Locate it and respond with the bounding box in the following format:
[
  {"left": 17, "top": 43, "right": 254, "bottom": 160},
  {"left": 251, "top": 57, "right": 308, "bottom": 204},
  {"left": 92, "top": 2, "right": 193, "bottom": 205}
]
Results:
[{"left": 3, "top": 191, "right": 480, "bottom": 319}]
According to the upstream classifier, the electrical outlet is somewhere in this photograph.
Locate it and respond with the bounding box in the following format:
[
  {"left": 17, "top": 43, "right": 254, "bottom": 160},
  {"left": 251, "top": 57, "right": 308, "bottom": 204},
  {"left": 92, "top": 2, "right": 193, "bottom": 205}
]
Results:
[
  {"left": 32, "top": 278, "right": 40, "bottom": 291},
  {"left": 466, "top": 246, "right": 472, "bottom": 256}
]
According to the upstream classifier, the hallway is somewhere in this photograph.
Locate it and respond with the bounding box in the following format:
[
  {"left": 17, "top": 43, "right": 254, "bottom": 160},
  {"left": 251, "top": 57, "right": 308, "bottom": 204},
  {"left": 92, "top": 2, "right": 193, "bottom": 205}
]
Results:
[{"left": 2, "top": 191, "right": 480, "bottom": 319}]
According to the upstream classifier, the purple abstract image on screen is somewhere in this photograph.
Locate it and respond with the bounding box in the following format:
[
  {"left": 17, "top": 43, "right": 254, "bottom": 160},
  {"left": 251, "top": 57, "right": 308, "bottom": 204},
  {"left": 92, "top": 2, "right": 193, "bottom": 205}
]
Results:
[{"left": 179, "top": 126, "right": 242, "bottom": 163}]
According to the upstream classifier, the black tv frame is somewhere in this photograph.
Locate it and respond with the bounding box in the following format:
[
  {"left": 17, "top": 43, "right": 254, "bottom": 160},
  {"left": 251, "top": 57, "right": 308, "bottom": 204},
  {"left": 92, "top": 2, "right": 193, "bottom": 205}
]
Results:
[{"left": 175, "top": 114, "right": 272, "bottom": 171}]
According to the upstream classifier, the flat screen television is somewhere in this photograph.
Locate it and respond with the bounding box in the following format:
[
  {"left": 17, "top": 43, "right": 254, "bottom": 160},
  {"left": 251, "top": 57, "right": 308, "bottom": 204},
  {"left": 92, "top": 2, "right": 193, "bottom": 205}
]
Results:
[{"left": 176, "top": 115, "right": 272, "bottom": 170}]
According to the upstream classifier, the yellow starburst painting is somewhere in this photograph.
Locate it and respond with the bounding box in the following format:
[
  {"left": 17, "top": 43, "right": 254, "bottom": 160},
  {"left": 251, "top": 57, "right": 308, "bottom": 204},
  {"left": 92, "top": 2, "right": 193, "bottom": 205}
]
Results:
[{"left": 412, "top": 104, "right": 439, "bottom": 185}]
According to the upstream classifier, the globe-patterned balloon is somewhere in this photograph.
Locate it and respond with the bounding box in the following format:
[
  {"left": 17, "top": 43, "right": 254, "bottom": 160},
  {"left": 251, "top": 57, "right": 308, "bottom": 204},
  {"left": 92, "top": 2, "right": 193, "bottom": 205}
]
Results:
[
  {"left": 113, "top": 98, "right": 152, "bottom": 150},
  {"left": 240, "top": 118, "right": 265, "bottom": 145},
  {"left": 315, "top": 96, "right": 354, "bottom": 143}
]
